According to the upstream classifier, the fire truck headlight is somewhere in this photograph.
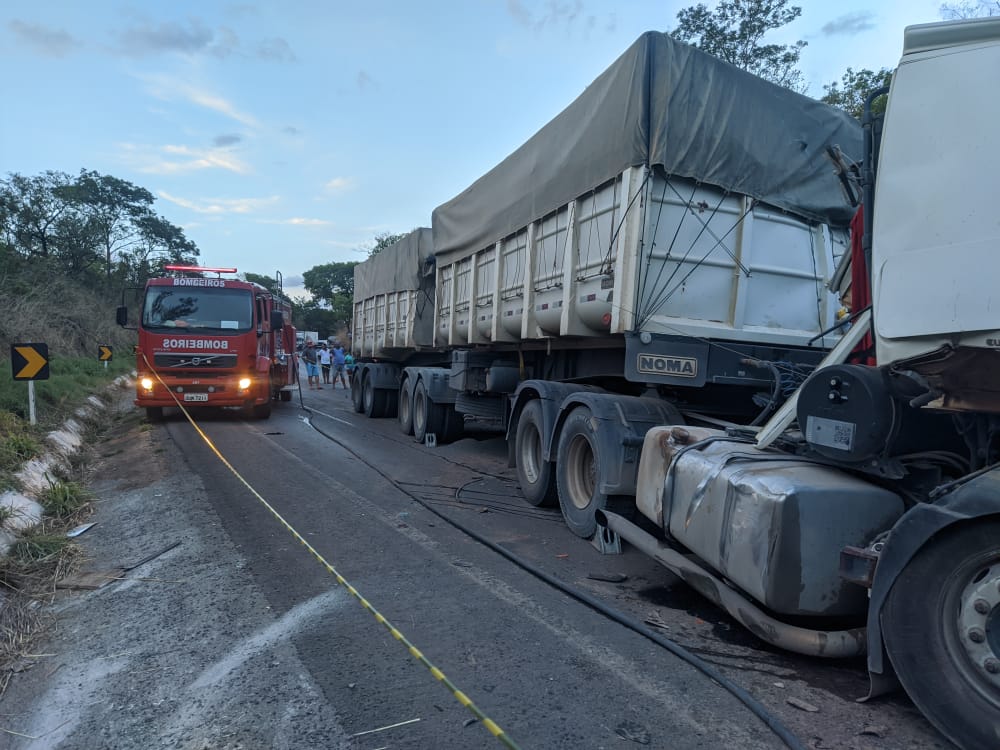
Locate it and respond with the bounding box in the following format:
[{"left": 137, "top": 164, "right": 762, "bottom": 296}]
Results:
[
  {"left": 238, "top": 377, "right": 252, "bottom": 390},
  {"left": 140, "top": 377, "right": 154, "bottom": 391}
]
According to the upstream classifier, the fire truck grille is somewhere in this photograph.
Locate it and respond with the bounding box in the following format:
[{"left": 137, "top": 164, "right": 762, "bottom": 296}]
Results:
[{"left": 153, "top": 354, "right": 239, "bottom": 369}]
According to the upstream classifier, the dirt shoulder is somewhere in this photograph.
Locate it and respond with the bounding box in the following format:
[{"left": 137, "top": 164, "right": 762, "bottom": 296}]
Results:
[{"left": 0, "top": 396, "right": 353, "bottom": 749}]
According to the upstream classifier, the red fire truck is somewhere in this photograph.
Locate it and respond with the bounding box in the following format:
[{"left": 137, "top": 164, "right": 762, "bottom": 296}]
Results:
[{"left": 117, "top": 265, "right": 297, "bottom": 420}]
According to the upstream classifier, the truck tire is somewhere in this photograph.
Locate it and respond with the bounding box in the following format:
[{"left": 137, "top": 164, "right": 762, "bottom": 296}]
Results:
[
  {"left": 440, "top": 405, "right": 464, "bottom": 443},
  {"left": 413, "top": 379, "right": 443, "bottom": 443},
  {"left": 515, "top": 399, "right": 557, "bottom": 506},
  {"left": 363, "top": 377, "right": 387, "bottom": 418},
  {"left": 556, "top": 406, "right": 617, "bottom": 538},
  {"left": 146, "top": 407, "right": 164, "bottom": 422},
  {"left": 252, "top": 402, "right": 272, "bottom": 419},
  {"left": 398, "top": 379, "right": 414, "bottom": 435},
  {"left": 280, "top": 389, "right": 292, "bottom": 402},
  {"left": 351, "top": 374, "right": 365, "bottom": 413},
  {"left": 882, "top": 520, "right": 1000, "bottom": 750}
]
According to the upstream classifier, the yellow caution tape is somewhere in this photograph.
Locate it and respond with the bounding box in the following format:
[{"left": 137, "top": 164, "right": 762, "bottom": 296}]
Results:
[{"left": 139, "top": 353, "right": 521, "bottom": 748}]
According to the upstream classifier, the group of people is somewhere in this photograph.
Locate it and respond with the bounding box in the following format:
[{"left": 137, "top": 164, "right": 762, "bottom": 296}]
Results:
[{"left": 300, "top": 340, "right": 354, "bottom": 391}]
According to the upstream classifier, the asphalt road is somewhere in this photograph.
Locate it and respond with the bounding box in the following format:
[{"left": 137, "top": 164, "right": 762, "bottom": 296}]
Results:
[{"left": 1, "top": 385, "right": 953, "bottom": 749}]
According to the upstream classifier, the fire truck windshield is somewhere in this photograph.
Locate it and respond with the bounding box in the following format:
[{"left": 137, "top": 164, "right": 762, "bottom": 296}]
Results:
[{"left": 142, "top": 287, "right": 254, "bottom": 332}]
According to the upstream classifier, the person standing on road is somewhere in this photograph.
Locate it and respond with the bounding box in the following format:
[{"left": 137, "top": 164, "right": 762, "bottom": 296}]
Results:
[
  {"left": 344, "top": 351, "right": 355, "bottom": 388},
  {"left": 332, "top": 343, "right": 348, "bottom": 390},
  {"left": 318, "top": 343, "right": 332, "bottom": 385},
  {"left": 301, "top": 340, "right": 321, "bottom": 389}
]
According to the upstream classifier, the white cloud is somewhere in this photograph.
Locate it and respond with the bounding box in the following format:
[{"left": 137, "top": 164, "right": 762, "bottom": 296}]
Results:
[
  {"left": 158, "top": 191, "right": 280, "bottom": 215},
  {"left": 137, "top": 73, "right": 259, "bottom": 127},
  {"left": 324, "top": 177, "right": 353, "bottom": 192},
  {"left": 119, "top": 142, "right": 251, "bottom": 175},
  {"left": 257, "top": 217, "right": 332, "bottom": 226}
]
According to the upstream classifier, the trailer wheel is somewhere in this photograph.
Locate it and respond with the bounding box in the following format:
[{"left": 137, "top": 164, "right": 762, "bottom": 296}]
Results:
[
  {"left": 363, "top": 377, "right": 387, "bottom": 418},
  {"left": 145, "top": 407, "right": 163, "bottom": 422},
  {"left": 398, "top": 379, "right": 414, "bottom": 435},
  {"left": 413, "top": 378, "right": 446, "bottom": 443},
  {"left": 883, "top": 520, "right": 1000, "bottom": 749},
  {"left": 515, "top": 400, "right": 556, "bottom": 506},
  {"left": 556, "top": 406, "right": 613, "bottom": 538},
  {"left": 351, "top": 373, "right": 365, "bottom": 413},
  {"left": 280, "top": 389, "right": 292, "bottom": 402}
]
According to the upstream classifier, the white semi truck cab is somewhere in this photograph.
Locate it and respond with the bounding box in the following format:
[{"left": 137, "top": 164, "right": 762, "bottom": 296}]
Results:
[{"left": 601, "top": 18, "right": 1000, "bottom": 749}]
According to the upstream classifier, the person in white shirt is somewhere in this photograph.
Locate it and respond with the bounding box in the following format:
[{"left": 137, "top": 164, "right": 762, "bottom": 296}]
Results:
[{"left": 318, "top": 343, "right": 332, "bottom": 385}]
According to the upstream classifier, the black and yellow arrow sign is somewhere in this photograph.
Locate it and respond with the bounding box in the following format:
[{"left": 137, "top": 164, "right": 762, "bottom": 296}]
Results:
[
  {"left": 98, "top": 345, "right": 113, "bottom": 362},
  {"left": 11, "top": 343, "right": 49, "bottom": 381}
]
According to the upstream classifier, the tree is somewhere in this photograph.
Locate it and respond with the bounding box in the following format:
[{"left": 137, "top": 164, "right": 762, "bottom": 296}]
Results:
[
  {"left": 0, "top": 169, "right": 199, "bottom": 292},
  {"left": 941, "top": 1, "right": 1000, "bottom": 17},
  {"left": 669, "top": 0, "right": 807, "bottom": 91},
  {"left": 1, "top": 171, "right": 74, "bottom": 258},
  {"left": 58, "top": 170, "right": 158, "bottom": 282},
  {"left": 243, "top": 272, "right": 282, "bottom": 296},
  {"left": 302, "top": 261, "right": 358, "bottom": 306},
  {"left": 821, "top": 67, "right": 893, "bottom": 119},
  {"left": 367, "top": 231, "right": 406, "bottom": 257}
]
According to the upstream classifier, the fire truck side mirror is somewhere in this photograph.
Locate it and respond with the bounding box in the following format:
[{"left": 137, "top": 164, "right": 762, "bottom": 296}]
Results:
[
  {"left": 270, "top": 311, "right": 285, "bottom": 330},
  {"left": 116, "top": 305, "right": 128, "bottom": 327}
]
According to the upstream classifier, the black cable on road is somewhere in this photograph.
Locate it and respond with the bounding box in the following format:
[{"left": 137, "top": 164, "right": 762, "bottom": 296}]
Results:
[{"left": 301, "top": 404, "right": 808, "bottom": 750}]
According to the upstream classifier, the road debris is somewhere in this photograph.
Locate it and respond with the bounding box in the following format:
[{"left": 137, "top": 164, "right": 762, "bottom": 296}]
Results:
[
  {"left": 351, "top": 717, "right": 421, "bottom": 737},
  {"left": 787, "top": 697, "right": 820, "bottom": 713},
  {"left": 66, "top": 522, "right": 97, "bottom": 538},
  {"left": 122, "top": 541, "right": 181, "bottom": 571},
  {"left": 587, "top": 571, "right": 627, "bottom": 583},
  {"left": 615, "top": 720, "right": 651, "bottom": 744},
  {"left": 860, "top": 725, "right": 888, "bottom": 737}
]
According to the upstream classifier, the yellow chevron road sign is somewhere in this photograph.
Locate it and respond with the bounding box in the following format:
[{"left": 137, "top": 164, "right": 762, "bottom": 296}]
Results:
[
  {"left": 99, "top": 345, "right": 113, "bottom": 362},
  {"left": 11, "top": 343, "right": 49, "bottom": 381}
]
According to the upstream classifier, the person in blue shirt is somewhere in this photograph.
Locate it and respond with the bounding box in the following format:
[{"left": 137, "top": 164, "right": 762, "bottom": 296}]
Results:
[{"left": 331, "top": 343, "right": 348, "bottom": 389}]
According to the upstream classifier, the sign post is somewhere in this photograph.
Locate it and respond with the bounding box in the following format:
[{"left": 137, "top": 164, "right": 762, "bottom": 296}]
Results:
[
  {"left": 99, "top": 345, "right": 113, "bottom": 370},
  {"left": 11, "top": 343, "right": 49, "bottom": 426}
]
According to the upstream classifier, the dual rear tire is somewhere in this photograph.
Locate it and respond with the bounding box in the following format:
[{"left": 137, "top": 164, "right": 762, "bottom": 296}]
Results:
[{"left": 513, "top": 401, "right": 611, "bottom": 535}]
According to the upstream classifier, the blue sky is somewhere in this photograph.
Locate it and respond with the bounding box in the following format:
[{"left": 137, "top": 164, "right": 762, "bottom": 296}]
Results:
[{"left": 1, "top": 1, "right": 945, "bottom": 298}]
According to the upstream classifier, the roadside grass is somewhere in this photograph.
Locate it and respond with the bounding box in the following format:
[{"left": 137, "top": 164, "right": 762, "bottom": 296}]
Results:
[{"left": 0, "top": 356, "right": 132, "bottom": 430}]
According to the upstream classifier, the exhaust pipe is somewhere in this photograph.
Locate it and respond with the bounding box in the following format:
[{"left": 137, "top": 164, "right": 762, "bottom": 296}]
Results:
[{"left": 596, "top": 509, "right": 867, "bottom": 659}]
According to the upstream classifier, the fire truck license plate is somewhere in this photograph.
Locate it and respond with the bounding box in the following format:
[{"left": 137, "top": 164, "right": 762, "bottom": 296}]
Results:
[{"left": 183, "top": 393, "right": 209, "bottom": 402}]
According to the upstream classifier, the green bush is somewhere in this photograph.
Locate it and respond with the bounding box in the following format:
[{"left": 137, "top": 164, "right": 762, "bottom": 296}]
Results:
[{"left": 39, "top": 478, "right": 90, "bottom": 518}]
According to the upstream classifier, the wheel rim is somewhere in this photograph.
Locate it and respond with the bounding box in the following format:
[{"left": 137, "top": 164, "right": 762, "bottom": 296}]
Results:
[
  {"left": 564, "top": 433, "right": 596, "bottom": 510},
  {"left": 520, "top": 421, "right": 542, "bottom": 485},
  {"left": 400, "top": 387, "right": 411, "bottom": 425},
  {"left": 414, "top": 389, "right": 426, "bottom": 433},
  {"left": 954, "top": 554, "right": 1000, "bottom": 696}
]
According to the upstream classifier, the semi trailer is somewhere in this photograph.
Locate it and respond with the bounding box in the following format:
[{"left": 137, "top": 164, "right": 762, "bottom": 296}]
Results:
[
  {"left": 352, "top": 29, "right": 861, "bottom": 507},
  {"left": 349, "top": 20, "right": 1000, "bottom": 748}
]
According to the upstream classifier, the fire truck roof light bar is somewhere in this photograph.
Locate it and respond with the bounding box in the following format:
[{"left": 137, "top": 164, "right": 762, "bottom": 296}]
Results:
[{"left": 164, "top": 264, "right": 238, "bottom": 274}]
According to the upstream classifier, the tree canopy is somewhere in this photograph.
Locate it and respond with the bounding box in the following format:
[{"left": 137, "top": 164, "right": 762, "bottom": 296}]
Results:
[
  {"left": 0, "top": 169, "right": 198, "bottom": 291},
  {"left": 941, "top": 0, "right": 1000, "bottom": 17},
  {"left": 669, "top": 0, "right": 807, "bottom": 91},
  {"left": 367, "top": 230, "right": 407, "bottom": 257},
  {"left": 821, "top": 67, "right": 893, "bottom": 119}
]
